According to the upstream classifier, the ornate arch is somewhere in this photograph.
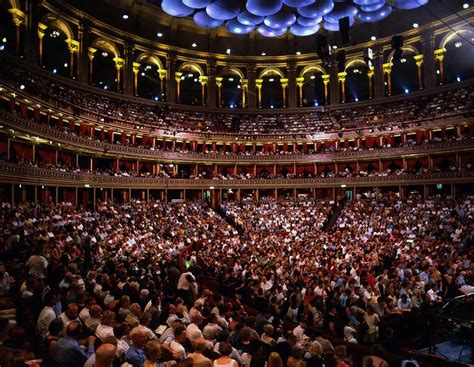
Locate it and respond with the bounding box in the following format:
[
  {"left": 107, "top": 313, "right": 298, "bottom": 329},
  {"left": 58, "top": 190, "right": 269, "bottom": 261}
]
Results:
[
  {"left": 344, "top": 58, "right": 367, "bottom": 71},
  {"left": 178, "top": 62, "right": 205, "bottom": 76},
  {"left": 40, "top": 13, "right": 75, "bottom": 41},
  {"left": 387, "top": 45, "right": 419, "bottom": 63},
  {"left": 259, "top": 67, "right": 285, "bottom": 79},
  {"left": 299, "top": 65, "right": 327, "bottom": 78},
  {"left": 219, "top": 67, "right": 245, "bottom": 79},
  {"left": 136, "top": 53, "right": 164, "bottom": 69},
  {"left": 439, "top": 28, "right": 473, "bottom": 49},
  {"left": 91, "top": 37, "right": 121, "bottom": 58}
]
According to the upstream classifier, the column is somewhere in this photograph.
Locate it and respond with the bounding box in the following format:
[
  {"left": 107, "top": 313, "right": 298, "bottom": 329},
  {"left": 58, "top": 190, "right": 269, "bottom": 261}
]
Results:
[
  {"left": 88, "top": 47, "right": 97, "bottom": 83},
  {"left": 207, "top": 58, "right": 217, "bottom": 107},
  {"left": 8, "top": 8, "right": 25, "bottom": 56},
  {"left": 175, "top": 72, "right": 183, "bottom": 103},
  {"left": 434, "top": 48, "right": 446, "bottom": 85},
  {"left": 166, "top": 52, "right": 177, "bottom": 103},
  {"left": 123, "top": 43, "right": 134, "bottom": 95},
  {"left": 287, "top": 59, "right": 297, "bottom": 108},
  {"left": 200, "top": 76, "right": 208, "bottom": 106},
  {"left": 158, "top": 69, "right": 166, "bottom": 99},
  {"left": 37, "top": 23, "right": 47, "bottom": 66},
  {"left": 133, "top": 62, "right": 140, "bottom": 96},
  {"left": 322, "top": 74, "right": 330, "bottom": 105},
  {"left": 296, "top": 77, "right": 304, "bottom": 107},
  {"left": 421, "top": 28, "right": 435, "bottom": 90},
  {"left": 372, "top": 44, "right": 384, "bottom": 99},
  {"left": 256, "top": 79, "right": 263, "bottom": 109},
  {"left": 114, "top": 57, "right": 125, "bottom": 92},
  {"left": 383, "top": 62, "right": 392, "bottom": 96},
  {"left": 337, "top": 72, "right": 347, "bottom": 103},
  {"left": 66, "top": 39, "right": 79, "bottom": 78},
  {"left": 78, "top": 22, "right": 90, "bottom": 83},
  {"left": 367, "top": 68, "right": 374, "bottom": 99},
  {"left": 215, "top": 77, "right": 223, "bottom": 107},
  {"left": 247, "top": 63, "right": 257, "bottom": 109},
  {"left": 24, "top": 0, "right": 39, "bottom": 62},
  {"left": 280, "top": 78, "right": 288, "bottom": 108},
  {"left": 241, "top": 79, "right": 248, "bottom": 108},
  {"left": 414, "top": 54, "right": 424, "bottom": 89}
]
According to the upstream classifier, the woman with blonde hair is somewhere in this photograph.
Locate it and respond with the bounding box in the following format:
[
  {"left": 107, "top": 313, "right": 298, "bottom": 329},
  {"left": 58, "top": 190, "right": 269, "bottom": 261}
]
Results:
[{"left": 267, "top": 352, "right": 284, "bottom": 367}]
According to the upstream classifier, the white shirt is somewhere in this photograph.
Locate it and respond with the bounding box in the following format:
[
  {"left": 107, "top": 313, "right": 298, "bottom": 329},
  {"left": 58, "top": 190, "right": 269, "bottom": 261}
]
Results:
[
  {"left": 186, "top": 323, "right": 203, "bottom": 342},
  {"left": 37, "top": 306, "right": 56, "bottom": 339},
  {"left": 95, "top": 324, "right": 114, "bottom": 341}
]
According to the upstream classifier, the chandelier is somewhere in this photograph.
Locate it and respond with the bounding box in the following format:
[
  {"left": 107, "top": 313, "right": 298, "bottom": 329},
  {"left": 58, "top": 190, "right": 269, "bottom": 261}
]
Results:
[{"left": 160, "top": 0, "right": 429, "bottom": 37}]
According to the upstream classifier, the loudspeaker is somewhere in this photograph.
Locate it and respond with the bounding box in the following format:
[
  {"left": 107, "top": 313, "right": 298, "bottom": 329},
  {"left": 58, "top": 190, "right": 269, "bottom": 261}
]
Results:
[
  {"left": 339, "top": 17, "right": 350, "bottom": 44},
  {"left": 391, "top": 35, "right": 404, "bottom": 49},
  {"left": 336, "top": 50, "right": 346, "bottom": 72}
]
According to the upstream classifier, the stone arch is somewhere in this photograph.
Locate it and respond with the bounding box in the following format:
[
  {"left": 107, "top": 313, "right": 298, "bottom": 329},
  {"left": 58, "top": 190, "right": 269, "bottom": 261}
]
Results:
[
  {"left": 40, "top": 13, "right": 75, "bottom": 41},
  {"left": 345, "top": 58, "right": 367, "bottom": 71},
  {"left": 439, "top": 28, "right": 473, "bottom": 49},
  {"left": 387, "top": 44, "right": 419, "bottom": 63},
  {"left": 136, "top": 52, "right": 164, "bottom": 70},
  {"left": 259, "top": 67, "right": 285, "bottom": 79},
  {"left": 91, "top": 37, "right": 121, "bottom": 58},
  {"left": 299, "top": 64, "right": 327, "bottom": 77},
  {"left": 178, "top": 62, "right": 205, "bottom": 76},
  {"left": 219, "top": 67, "right": 245, "bottom": 79}
]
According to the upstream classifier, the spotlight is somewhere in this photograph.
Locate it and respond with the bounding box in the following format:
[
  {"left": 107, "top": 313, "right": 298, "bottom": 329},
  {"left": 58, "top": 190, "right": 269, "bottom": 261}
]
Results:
[
  {"left": 370, "top": 36, "right": 376, "bottom": 41},
  {"left": 226, "top": 48, "right": 231, "bottom": 55},
  {"left": 261, "top": 52, "right": 266, "bottom": 56},
  {"left": 269, "top": 78, "right": 274, "bottom": 82},
  {"left": 355, "top": 97, "right": 359, "bottom": 102},
  {"left": 141, "top": 72, "right": 145, "bottom": 76},
  {"left": 296, "top": 51, "right": 301, "bottom": 55},
  {"left": 154, "top": 96, "right": 159, "bottom": 101},
  {"left": 191, "top": 42, "right": 197, "bottom": 47},
  {"left": 157, "top": 32, "right": 163, "bottom": 37},
  {"left": 455, "top": 41, "right": 462, "bottom": 48},
  {"left": 122, "top": 14, "right": 129, "bottom": 19},
  {"left": 310, "top": 75, "right": 316, "bottom": 80},
  {"left": 104, "top": 86, "right": 108, "bottom": 90},
  {"left": 64, "top": 63, "right": 68, "bottom": 67},
  {"left": 53, "top": 69, "right": 57, "bottom": 74},
  {"left": 413, "top": 23, "right": 419, "bottom": 28},
  {"left": 20, "top": 84, "right": 25, "bottom": 90},
  {"left": 102, "top": 51, "right": 108, "bottom": 57},
  {"left": 270, "top": 105, "right": 274, "bottom": 108},
  {"left": 456, "top": 76, "right": 461, "bottom": 82},
  {"left": 404, "top": 88, "right": 409, "bottom": 94},
  {"left": 463, "top": 3, "right": 469, "bottom": 9}
]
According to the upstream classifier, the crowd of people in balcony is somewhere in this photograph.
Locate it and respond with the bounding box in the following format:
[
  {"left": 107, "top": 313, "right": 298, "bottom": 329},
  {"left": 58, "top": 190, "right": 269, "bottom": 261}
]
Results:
[
  {"left": 1, "top": 193, "right": 471, "bottom": 367},
  {"left": 1, "top": 55, "right": 473, "bottom": 136}
]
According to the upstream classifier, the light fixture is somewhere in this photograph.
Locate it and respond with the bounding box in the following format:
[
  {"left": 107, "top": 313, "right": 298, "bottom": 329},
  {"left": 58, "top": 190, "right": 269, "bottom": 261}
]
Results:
[
  {"left": 404, "top": 88, "right": 409, "bottom": 94},
  {"left": 455, "top": 41, "right": 462, "bottom": 48},
  {"left": 457, "top": 76, "right": 461, "bottom": 82},
  {"left": 2, "top": 37, "right": 6, "bottom": 43},
  {"left": 353, "top": 69, "right": 359, "bottom": 74},
  {"left": 341, "top": 184, "right": 347, "bottom": 188},
  {"left": 269, "top": 78, "right": 274, "bottom": 82},
  {"left": 64, "top": 63, "right": 68, "bottom": 68},
  {"left": 400, "top": 58, "right": 407, "bottom": 63},
  {"left": 154, "top": 96, "right": 159, "bottom": 101},
  {"left": 157, "top": 32, "right": 163, "bottom": 37},
  {"left": 226, "top": 48, "right": 231, "bottom": 55},
  {"left": 141, "top": 72, "right": 145, "bottom": 76},
  {"left": 270, "top": 105, "right": 274, "bottom": 109},
  {"left": 332, "top": 45, "right": 338, "bottom": 49},
  {"left": 261, "top": 52, "right": 266, "bottom": 56},
  {"left": 102, "top": 51, "right": 108, "bottom": 57},
  {"left": 19, "top": 184, "right": 22, "bottom": 188},
  {"left": 180, "top": 76, "right": 185, "bottom": 80},
  {"left": 191, "top": 42, "right": 197, "bottom": 47},
  {"left": 237, "top": 85, "right": 241, "bottom": 89},
  {"left": 296, "top": 51, "right": 301, "bottom": 55},
  {"left": 370, "top": 36, "right": 376, "bottom": 41},
  {"left": 463, "top": 3, "right": 469, "bottom": 9},
  {"left": 310, "top": 75, "right": 316, "bottom": 80},
  {"left": 228, "top": 77, "right": 234, "bottom": 81},
  {"left": 53, "top": 69, "right": 57, "bottom": 74},
  {"left": 413, "top": 23, "right": 419, "bottom": 28},
  {"left": 314, "top": 101, "right": 319, "bottom": 107},
  {"left": 20, "top": 84, "right": 25, "bottom": 90},
  {"left": 194, "top": 78, "right": 198, "bottom": 82},
  {"left": 122, "top": 14, "right": 129, "bottom": 19},
  {"left": 104, "top": 86, "right": 108, "bottom": 90},
  {"left": 355, "top": 97, "right": 359, "bottom": 102},
  {"left": 436, "top": 69, "right": 440, "bottom": 75}
]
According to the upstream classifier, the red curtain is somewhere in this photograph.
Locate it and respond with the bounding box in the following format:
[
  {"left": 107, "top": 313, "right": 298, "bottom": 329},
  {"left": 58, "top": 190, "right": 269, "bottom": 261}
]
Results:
[
  {"left": 38, "top": 149, "right": 55, "bottom": 163},
  {"left": 11, "top": 142, "right": 33, "bottom": 161}
]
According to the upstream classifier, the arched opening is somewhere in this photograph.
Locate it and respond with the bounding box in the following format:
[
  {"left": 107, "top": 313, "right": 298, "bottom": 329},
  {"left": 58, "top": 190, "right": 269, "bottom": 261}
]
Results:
[
  {"left": 220, "top": 68, "right": 244, "bottom": 108},
  {"left": 442, "top": 32, "right": 474, "bottom": 84},
  {"left": 390, "top": 48, "right": 418, "bottom": 95},
  {"left": 179, "top": 63, "right": 204, "bottom": 106},
  {"left": 260, "top": 69, "right": 284, "bottom": 109},
  {"left": 41, "top": 27, "right": 70, "bottom": 77},
  {"left": 301, "top": 70, "right": 325, "bottom": 107},
  {"left": 90, "top": 39, "right": 121, "bottom": 92},
  {"left": 136, "top": 55, "right": 164, "bottom": 101},
  {"left": 345, "top": 60, "right": 369, "bottom": 102}
]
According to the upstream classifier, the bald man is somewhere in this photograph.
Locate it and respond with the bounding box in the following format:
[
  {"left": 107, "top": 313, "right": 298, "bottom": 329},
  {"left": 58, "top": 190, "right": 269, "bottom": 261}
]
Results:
[
  {"left": 187, "top": 338, "right": 212, "bottom": 367},
  {"left": 84, "top": 336, "right": 118, "bottom": 367},
  {"left": 95, "top": 343, "right": 117, "bottom": 367}
]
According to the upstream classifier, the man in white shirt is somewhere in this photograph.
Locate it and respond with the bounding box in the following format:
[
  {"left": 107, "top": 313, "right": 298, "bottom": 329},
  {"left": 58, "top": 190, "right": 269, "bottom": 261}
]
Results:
[
  {"left": 59, "top": 303, "right": 80, "bottom": 331},
  {"left": 37, "top": 292, "right": 60, "bottom": 339},
  {"left": 186, "top": 314, "right": 204, "bottom": 343}
]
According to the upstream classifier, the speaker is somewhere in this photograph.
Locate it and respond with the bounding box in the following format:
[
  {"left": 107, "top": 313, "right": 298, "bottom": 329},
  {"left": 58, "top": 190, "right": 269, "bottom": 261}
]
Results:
[
  {"left": 339, "top": 16, "right": 350, "bottom": 44},
  {"left": 391, "top": 35, "right": 404, "bottom": 49},
  {"left": 336, "top": 50, "right": 346, "bottom": 72}
]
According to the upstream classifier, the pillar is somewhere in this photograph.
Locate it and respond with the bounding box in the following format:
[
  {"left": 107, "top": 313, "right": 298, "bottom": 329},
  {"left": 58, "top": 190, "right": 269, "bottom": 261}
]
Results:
[
  {"left": 414, "top": 54, "right": 424, "bottom": 90},
  {"left": 159, "top": 69, "right": 166, "bottom": 99},
  {"left": 434, "top": 48, "right": 446, "bottom": 85},
  {"left": 114, "top": 57, "right": 125, "bottom": 92},
  {"left": 8, "top": 8, "right": 25, "bottom": 56},
  {"left": 373, "top": 44, "right": 384, "bottom": 99},
  {"left": 78, "top": 22, "right": 90, "bottom": 83},
  {"left": 215, "top": 77, "right": 223, "bottom": 107},
  {"left": 256, "top": 79, "right": 263, "bottom": 109},
  {"left": 421, "top": 28, "right": 435, "bottom": 90},
  {"left": 200, "top": 76, "right": 208, "bottom": 106},
  {"left": 175, "top": 72, "right": 183, "bottom": 103},
  {"left": 207, "top": 58, "right": 217, "bottom": 107},
  {"left": 37, "top": 23, "right": 47, "bottom": 66},
  {"left": 88, "top": 47, "right": 97, "bottom": 83},
  {"left": 241, "top": 79, "right": 248, "bottom": 108},
  {"left": 166, "top": 52, "right": 177, "bottom": 103},
  {"left": 133, "top": 62, "right": 140, "bottom": 96},
  {"left": 322, "top": 74, "right": 330, "bottom": 105},
  {"left": 24, "top": 0, "right": 39, "bottom": 62},
  {"left": 247, "top": 63, "right": 257, "bottom": 109},
  {"left": 280, "top": 78, "right": 288, "bottom": 108},
  {"left": 337, "top": 72, "right": 347, "bottom": 103},
  {"left": 123, "top": 43, "right": 134, "bottom": 95},
  {"left": 383, "top": 62, "right": 393, "bottom": 96},
  {"left": 287, "top": 60, "right": 297, "bottom": 108},
  {"left": 367, "top": 68, "right": 374, "bottom": 99},
  {"left": 66, "top": 39, "right": 79, "bottom": 78},
  {"left": 296, "top": 77, "right": 304, "bottom": 107}
]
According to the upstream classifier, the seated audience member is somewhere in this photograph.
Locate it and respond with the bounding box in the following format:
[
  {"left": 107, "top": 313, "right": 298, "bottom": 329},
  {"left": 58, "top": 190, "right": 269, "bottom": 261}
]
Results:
[{"left": 54, "top": 321, "right": 96, "bottom": 367}]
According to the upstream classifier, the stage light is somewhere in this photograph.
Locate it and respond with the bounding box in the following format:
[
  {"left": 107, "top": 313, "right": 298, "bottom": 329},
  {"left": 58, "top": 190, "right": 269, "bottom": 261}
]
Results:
[
  {"left": 404, "top": 88, "right": 409, "bottom": 94},
  {"left": 122, "top": 14, "right": 129, "bottom": 19},
  {"left": 296, "top": 51, "right": 301, "bottom": 55},
  {"left": 412, "top": 23, "right": 418, "bottom": 28},
  {"left": 157, "top": 32, "right": 163, "bottom": 37},
  {"left": 463, "top": 3, "right": 469, "bottom": 9},
  {"left": 226, "top": 48, "right": 231, "bottom": 54},
  {"left": 456, "top": 76, "right": 461, "bottom": 82},
  {"left": 20, "top": 84, "right": 25, "bottom": 90},
  {"left": 192, "top": 42, "right": 197, "bottom": 47},
  {"left": 370, "top": 35, "right": 376, "bottom": 41},
  {"left": 261, "top": 51, "right": 266, "bottom": 56}
]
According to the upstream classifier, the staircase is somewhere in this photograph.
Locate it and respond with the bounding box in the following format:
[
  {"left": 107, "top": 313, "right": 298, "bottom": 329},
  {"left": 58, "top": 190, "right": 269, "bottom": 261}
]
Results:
[{"left": 323, "top": 196, "right": 347, "bottom": 232}]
